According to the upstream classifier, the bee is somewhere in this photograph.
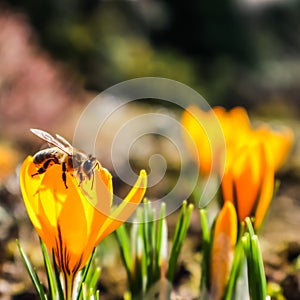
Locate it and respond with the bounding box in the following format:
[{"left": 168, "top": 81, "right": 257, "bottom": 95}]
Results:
[{"left": 30, "top": 128, "right": 100, "bottom": 189}]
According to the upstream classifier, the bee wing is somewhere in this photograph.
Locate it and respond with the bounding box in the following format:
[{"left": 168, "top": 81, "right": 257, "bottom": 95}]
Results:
[
  {"left": 55, "top": 134, "right": 73, "bottom": 148},
  {"left": 30, "top": 128, "right": 73, "bottom": 156}
]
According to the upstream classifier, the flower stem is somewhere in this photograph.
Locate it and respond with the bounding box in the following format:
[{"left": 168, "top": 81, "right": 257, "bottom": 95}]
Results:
[{"left": 63, "top": 273, "right": 75, "bottom": 300}]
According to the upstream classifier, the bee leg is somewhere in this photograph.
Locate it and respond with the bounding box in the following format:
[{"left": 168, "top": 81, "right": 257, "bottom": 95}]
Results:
[
  {"left": 32, "top": 159, "right": 55, "bottom": 177},
  {"left": 62, "top": 162, "right": 68, "bottom": 189},
  {"left": 91, "top": 173, "right": 95, "bottom": 189},
  {"left": 89, "top": 162, "right": 99, "bottom": 189},
  {"left": 78, "top": 173, "right": 84, "bottom": 187},
  {"left": 90, "top": 162, "right": 100, "bottom": 189},
  {"left": 31, "top": 169, "right": 44, "bottom": 177}
]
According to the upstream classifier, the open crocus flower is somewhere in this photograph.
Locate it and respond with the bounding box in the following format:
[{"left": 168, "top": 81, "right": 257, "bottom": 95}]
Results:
[
  {"left": 221, "top": 141, "right": 274, "bottom": 230},
  {"left": 209, "top": 201, "right": 237, "bottom": 300},
  {"left": 182, "top": 105, "right": 293, "bottom": 228},
  {"left": 20, "top": 156, "right": 147, "bottom": 298}
]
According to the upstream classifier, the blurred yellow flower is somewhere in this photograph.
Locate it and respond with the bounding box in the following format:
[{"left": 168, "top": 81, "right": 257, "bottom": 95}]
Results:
[
  {"left": 0, "top": 144, "right": 19, "bottom": 181},
  {"left": 221, "top": 141, "right": 274, "bottom": 229},
  {"left": 182, "top": 105, "right": 293, "bottom": 228},
  {"left": 210, "top": 201, "right": 237, "bottom": 300},
  {"left": 182, "top": 105, "right": 293, "bottom": 176},
  {"left": 20, "top": 156, "right": 147, "bottom": 291}
]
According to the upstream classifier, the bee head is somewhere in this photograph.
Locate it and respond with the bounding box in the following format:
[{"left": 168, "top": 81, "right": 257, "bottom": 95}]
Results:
[{"left": 83, "top": 156, "right": 99, "bottom": 177}]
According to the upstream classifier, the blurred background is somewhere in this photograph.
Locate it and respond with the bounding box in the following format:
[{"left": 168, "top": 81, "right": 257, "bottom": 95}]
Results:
[{"left": 1, "top": 0, "right": 300, "bottom": 299}]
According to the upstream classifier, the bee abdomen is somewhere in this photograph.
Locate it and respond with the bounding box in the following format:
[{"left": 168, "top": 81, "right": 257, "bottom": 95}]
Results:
[{"left": 32, "top": 148, "right": 61, "bottom": 165}]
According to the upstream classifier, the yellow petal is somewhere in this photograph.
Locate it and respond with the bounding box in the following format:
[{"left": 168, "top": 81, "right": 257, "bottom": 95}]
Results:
[
  {"left": 227, "top": 106, "right": 251, "bottom": 130},
  {"left": 36, "top": 165, "right": 89, "bottom": 269},
  {"left": 213, "top": 106, "right": 251, "bottom": 149},
  {"left": 254, "top": 146, "right": 275, "bottom": 230},
  {"left": 80, "top": 166, "right": 113, "bottom": 216},
  {"left": 210, "top": 202, "right": 237, "bottom": 299},
  {"left": 20, "top": 157, "right": 56, "bottom": 245},
  {"left": 181, "top": 106, "right": 212, "bottom": 175},
  {"left": 95, "top": 169, "right": 147, "bottom": 243},
  {"left": 20, "top": 156, "right": 42, "bottom": 230},
  {"left": 255, "top": 125, "right": 294, "bottom": 171},
  {"left": 182, "top": 106, "right": 225, "bottom": 176},
  {"left": 221, "top": 148, "right": 235, "bottom": 204},
  {"left": 232, "top": 142, "right": 263, "bottom": 221}
]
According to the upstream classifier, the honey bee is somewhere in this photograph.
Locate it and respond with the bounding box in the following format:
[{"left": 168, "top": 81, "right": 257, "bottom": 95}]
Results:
[{"left": 30, "top": 128, "right": 100, "bottom": 189}]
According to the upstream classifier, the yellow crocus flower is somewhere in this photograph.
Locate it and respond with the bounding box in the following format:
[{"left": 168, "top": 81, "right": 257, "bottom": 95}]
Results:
[
  {"left": 182, "top": 105, "right": 293, "bottom": 229},
  {"left": 20, "top": 156, "right": 147, "bottom": 298}
]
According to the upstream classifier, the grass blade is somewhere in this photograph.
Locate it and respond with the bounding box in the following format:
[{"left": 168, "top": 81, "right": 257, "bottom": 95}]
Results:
[
  {"left": 199, "top": 208, "right": 211, "bottom": 291},
  {"left": 155, "top": 203, "right": 167, "bottom": 280},
  {"left": 115, "top": 224, "right": 132, "bottom": 274},
  {"left": 167, "top": 201, "right": 193, "bottom": 281},
  {"left": 76, "top": 248, "right": 96, "bottom": 300},
  {"left": 243, "top": 218, "right": 267, "bottom": 300},
  {"left": 40, "top": 239, "right": 56, "bottom": 300},
  {"left": 17, "top": 240, "right": 47, "bottom": 300},
  {"left": 52, "top": 250, "right": 64, "bottom": 300}
]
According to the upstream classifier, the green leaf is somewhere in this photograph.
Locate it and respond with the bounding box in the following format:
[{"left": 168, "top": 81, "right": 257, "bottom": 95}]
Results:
[
  {"left": 167, "top": 201, "right": 193, "bottom": 281},
  {"left": 76, "top": 249, "right": 96, "bottom": 300},
  {"left": 17, "top": 240, "right": 47, "bottom": 300},
  {"left": 199, "top": 208, "right": 211, "bottom": 291},
  {"left": 115, "top": 200, "right": 193, "bottom": 299},
  {"left": 115, "top": 224, "right": 132, "bottom": 274},
  {"left": 154, "top": 203, "right": 167, "bottom": 281},
  {"left": 224, "top": 239, "right": 245, "bottom": 300},
  {"left": 79, "top": 273, "right": 100, "bottom": 300},
  {"left": 95, "top": 290, "right": 100, "bottom": 300},
  {"left": 142, "top": 201, "right": 154, "bottom": 288},
  {"left": 88, "top": 266, "right": 101, "bottom": 292},
  {"left": 52, "top": 250, "right": 64, "bottom": 300},
  {"left": 132, "top": 208, "right": 145, "bottom": 296},
  {"left": 40, "top": 239, "right": 56, "bottom": 300},
  {"left": 242, "top": 218, "right": 267, "bottom": 300}
]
